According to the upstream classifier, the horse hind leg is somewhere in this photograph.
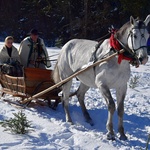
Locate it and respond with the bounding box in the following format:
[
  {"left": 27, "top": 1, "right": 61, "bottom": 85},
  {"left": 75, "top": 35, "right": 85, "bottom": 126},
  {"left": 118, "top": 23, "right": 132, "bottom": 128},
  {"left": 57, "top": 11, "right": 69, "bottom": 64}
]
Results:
[
  {"left": 76, "top": 83, "right": 94, "bottom": 126},
  {"left": 62, "top": 80, "right": 73, "bottom": 124}
]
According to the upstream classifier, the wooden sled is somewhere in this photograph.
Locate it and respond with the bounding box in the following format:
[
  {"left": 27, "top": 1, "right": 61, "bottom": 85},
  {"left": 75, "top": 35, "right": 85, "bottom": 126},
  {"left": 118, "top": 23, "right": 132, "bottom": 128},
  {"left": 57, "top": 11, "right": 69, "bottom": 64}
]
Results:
[{"left": 0, "top": 67, "right": 61, "bottom": 109}]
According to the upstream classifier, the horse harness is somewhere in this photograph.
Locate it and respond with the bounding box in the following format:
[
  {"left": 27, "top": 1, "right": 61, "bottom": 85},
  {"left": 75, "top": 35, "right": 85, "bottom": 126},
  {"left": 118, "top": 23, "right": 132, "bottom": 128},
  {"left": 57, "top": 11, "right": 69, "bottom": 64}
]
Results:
[
  {"left": 91, "top": 23, "right": 148, "bottom": 67},
  {"left": 116, "top": 22, "right": 148, "bottom": 66},
  {"left": 127, "top": 21, "right": 148, "bottom": 52}
]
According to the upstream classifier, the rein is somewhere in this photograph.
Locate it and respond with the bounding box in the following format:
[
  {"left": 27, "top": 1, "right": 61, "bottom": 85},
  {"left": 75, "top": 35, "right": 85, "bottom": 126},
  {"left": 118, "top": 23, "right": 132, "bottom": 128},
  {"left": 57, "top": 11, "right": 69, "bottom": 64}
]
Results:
[
  {"left": 92, "top": 25, "right": 147, "bottom": 67},
  {"left": 109, "top": 25, "right": 148, "bottom": 67},
  {"left": 21, "top": 49, "right": 125, "bottom": 105}
]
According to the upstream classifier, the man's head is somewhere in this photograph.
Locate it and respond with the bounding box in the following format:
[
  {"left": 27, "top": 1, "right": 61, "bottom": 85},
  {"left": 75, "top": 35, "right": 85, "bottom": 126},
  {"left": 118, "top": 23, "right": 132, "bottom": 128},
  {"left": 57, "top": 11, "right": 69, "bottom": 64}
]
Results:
[{"left": 29, "top": 29, "right": 39, "bottom": 42}]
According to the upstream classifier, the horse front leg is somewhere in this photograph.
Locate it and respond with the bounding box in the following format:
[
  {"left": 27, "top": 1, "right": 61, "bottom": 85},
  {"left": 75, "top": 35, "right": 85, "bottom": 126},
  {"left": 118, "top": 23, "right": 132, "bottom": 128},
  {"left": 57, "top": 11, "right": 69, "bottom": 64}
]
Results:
[
  {"left": 116, "top": 85, "right": 128, "bottom": 140},
  {"left": 99, "top": 85, "right": 116, "bottom": 140},
  {"left": 76, "top": 83, "right": 93, "bottom": 126}
]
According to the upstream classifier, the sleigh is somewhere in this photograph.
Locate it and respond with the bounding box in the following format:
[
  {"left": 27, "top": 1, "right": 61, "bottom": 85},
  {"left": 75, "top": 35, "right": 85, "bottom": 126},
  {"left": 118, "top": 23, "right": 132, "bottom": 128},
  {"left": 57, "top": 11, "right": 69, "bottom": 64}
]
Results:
[
  {"left": 0, "top": 49, "right": 125, "bottom": 109},
  {"left": 0, "top": 67, "right": 61, "bottom": 109}
]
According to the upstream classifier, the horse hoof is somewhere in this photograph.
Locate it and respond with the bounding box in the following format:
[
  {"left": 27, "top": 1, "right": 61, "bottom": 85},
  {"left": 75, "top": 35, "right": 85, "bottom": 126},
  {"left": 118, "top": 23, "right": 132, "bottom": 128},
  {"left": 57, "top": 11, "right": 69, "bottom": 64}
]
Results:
[
  {"left": 107, "top": 132, "right": 115, "bottom": 140},
  {"left": 119, "top": 135, "right": 127, "bottom": 140},
  {"left": 68, "top": 120, "right": 74, "bottom": 125},
  {"left": 66, "top": 119, "right": 73, "bottom": 125},
  {"left": 86, "top": 119, "right": 94, "bottom": 126},
  {"left": 66, "top": 121, "right": 74, "bottom": 125}
]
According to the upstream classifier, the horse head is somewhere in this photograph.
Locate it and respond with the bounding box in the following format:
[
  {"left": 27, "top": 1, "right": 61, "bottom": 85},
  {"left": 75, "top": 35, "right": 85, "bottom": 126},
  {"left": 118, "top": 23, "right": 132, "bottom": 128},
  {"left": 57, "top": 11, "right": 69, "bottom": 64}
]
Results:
[{"left": 116, "top": 15, "right": 150, "bottom": 67}]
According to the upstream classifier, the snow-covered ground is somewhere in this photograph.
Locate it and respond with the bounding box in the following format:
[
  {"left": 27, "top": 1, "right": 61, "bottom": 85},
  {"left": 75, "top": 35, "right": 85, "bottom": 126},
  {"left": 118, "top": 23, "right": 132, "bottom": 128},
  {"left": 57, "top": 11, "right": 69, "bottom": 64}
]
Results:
[{"left": 0, "top": 42, "right": 149, "bottom": 150}]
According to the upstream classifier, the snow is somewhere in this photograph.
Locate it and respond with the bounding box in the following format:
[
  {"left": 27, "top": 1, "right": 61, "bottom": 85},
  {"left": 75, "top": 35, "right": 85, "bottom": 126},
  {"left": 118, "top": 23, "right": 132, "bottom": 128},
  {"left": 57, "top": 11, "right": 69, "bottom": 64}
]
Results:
[{"left": 0, "top": 42, "right": 150, "bottom": 150}]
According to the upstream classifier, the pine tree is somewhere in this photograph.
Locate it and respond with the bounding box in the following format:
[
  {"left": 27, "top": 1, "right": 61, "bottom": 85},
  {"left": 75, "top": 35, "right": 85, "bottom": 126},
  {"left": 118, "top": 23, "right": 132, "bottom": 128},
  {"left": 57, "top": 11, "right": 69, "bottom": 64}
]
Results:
[{"left": 0, "top": 110, "right": 32, "bottom": 134}]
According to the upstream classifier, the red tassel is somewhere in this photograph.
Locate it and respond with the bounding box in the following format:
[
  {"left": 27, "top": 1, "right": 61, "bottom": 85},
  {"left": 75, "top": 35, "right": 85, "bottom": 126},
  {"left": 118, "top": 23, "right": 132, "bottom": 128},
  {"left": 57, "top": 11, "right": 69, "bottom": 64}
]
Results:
[{"left": 109, "top": 30, "right": 132, "bottom": 64}]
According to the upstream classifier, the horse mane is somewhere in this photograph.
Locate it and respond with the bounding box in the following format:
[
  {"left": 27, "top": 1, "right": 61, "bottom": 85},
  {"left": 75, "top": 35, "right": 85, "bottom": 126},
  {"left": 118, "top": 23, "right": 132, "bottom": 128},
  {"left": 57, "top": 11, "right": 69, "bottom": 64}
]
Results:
[
  {"left": 115, "top": 21, "right": 131, "bottom": 41},
  {"left": 136, "top": 20, "right": 146, "bottom": 29},
  {"left": 115, "top": 18, "right": 145, "bottom": 40}
]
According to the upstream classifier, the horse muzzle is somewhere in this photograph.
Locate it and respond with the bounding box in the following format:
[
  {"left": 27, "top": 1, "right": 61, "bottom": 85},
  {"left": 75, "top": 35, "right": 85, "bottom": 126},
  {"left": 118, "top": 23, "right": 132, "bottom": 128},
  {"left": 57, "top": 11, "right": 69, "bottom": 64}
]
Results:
[{"left": 139, "top": 56, "right": 148, "bottom": 65}]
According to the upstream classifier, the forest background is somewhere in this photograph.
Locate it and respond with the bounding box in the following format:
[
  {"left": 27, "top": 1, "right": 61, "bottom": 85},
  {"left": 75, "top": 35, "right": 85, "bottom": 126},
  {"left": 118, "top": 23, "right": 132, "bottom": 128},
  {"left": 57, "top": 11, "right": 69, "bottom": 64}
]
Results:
[{"left": 0, "top": 0, "right": 150, "bottom": 46}]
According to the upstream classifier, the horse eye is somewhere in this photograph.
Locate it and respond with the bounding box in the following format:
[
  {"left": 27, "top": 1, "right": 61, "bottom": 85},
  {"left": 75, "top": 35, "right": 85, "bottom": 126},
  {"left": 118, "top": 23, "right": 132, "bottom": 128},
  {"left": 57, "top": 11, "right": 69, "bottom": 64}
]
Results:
[
  {"left": 141, "top": 34, "right": 144, "bottom": 37},
  {"left": 133, "top": 34, "right": 137, "bottom": 38}
]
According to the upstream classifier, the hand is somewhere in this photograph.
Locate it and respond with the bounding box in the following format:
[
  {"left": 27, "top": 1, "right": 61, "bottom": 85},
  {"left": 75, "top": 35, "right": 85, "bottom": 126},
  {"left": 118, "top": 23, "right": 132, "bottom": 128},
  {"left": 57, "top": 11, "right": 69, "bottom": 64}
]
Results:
[
  {"left": 29, "top": 60, "right": 35, "bottom": 65},
  {"left": 36, "top": 57, "right": 44, "bottom": 62}
]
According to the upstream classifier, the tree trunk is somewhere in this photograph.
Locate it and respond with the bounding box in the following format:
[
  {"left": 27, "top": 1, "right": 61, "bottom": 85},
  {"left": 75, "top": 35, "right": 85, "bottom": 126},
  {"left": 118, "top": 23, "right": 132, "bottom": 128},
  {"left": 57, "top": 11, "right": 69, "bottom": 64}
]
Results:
[{"left": 83, "top": 0, "right": 88, "bottom": 38}]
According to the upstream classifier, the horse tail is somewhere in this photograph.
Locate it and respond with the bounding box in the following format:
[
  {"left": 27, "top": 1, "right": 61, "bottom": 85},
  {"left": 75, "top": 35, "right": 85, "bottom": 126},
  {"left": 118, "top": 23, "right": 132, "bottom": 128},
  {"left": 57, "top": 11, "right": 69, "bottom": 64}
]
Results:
[{"left": 53, "top": 62, "right": 61, "bottom": 84}]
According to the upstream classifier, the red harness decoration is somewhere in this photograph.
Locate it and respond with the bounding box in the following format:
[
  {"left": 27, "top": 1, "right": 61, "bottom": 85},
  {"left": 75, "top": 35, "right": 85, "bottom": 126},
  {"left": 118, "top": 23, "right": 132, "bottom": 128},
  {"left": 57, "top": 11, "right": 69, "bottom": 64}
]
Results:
[{"left": 109, "top": 29, "right": 133, "bottom": 64}]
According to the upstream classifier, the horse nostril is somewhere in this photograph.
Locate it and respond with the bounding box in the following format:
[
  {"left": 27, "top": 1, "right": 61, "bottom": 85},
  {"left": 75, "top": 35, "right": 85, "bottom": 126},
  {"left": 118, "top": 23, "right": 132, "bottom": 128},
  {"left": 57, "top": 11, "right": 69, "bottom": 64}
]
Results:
[{"left": 139, "top": 58, "right": 143, "bottom": 63}]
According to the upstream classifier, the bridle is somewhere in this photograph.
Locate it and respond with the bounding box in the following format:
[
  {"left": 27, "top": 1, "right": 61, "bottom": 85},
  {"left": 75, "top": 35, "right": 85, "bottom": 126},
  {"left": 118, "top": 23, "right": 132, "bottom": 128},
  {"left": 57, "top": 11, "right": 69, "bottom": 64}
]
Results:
[
  {"left": 127, "top": 24, "right": 148, "bottom": 52},
  {"left": 113, "top": 23, "right": 148, "bottom": 66},
  {"left": 93, "top": 22, "right": 148, "bottom": 67}
]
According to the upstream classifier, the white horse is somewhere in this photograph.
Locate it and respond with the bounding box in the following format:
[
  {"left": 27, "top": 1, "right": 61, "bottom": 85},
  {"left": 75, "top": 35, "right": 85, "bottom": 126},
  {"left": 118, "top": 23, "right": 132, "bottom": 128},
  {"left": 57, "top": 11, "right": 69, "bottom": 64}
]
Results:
[{"left": 53, "top": 15, "right": 150, "bottom": 140}]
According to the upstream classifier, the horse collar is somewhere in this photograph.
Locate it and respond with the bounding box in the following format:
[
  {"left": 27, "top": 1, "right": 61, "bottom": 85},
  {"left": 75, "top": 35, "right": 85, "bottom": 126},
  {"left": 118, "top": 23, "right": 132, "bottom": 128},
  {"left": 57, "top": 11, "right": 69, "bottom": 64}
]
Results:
[{"left": 109, "top": 29, "right": 133, "bottom": 64}]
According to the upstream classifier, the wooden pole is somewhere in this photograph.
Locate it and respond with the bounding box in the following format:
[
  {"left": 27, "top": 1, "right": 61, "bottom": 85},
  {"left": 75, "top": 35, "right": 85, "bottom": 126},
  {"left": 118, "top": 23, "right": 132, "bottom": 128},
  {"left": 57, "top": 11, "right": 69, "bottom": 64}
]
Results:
[{"left": 21, "top": 49, "right": 124, "bottom": 104}]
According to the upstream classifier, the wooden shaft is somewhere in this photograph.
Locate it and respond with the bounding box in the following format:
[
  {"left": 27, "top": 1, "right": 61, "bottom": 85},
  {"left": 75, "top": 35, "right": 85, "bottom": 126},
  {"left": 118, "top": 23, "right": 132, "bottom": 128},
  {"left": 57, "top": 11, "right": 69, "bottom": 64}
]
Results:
[{"left": 21, "top": 49, "right": 124, "bottom": 104}]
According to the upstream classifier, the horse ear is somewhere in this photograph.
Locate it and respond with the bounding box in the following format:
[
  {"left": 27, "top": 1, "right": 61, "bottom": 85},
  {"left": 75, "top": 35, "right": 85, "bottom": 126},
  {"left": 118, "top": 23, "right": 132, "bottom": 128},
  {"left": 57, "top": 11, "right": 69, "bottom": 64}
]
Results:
[
  {"left": 144, "top": 14, "right": 150, "bottom": 26},
  {"left": 130, "top": 16, "right": 136, "bottom": 25}
]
